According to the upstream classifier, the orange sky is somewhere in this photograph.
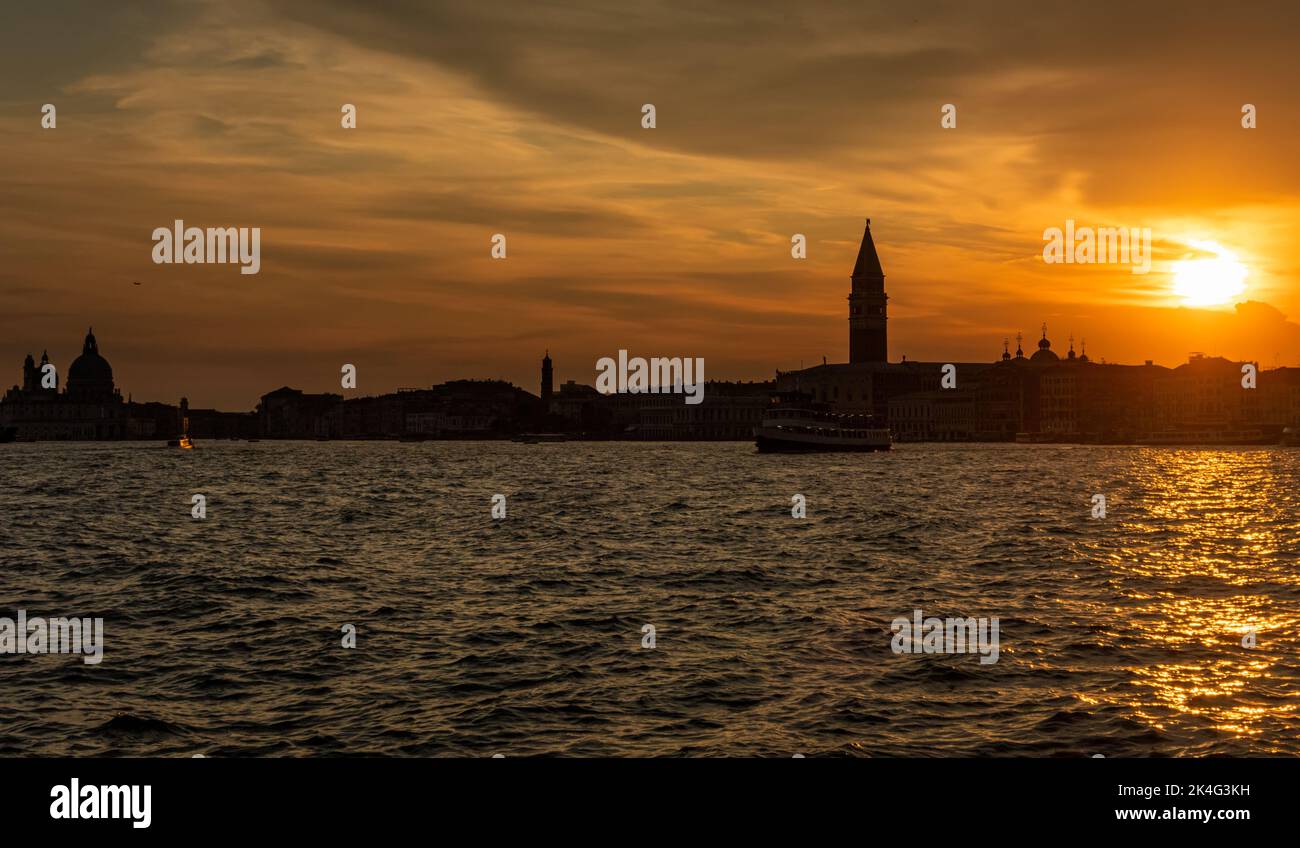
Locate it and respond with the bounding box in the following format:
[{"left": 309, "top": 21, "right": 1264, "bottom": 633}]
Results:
[{"left": 3, "top": 0, "right": 1300, "bottom": 409}]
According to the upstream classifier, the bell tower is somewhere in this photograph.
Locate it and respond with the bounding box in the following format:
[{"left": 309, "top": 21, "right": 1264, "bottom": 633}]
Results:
[
  {"left": 540, "top": 351, "right": 553, "bottom": 406},
  {"left": 848, "top": 219, "right": 887, "bottom": 363}
]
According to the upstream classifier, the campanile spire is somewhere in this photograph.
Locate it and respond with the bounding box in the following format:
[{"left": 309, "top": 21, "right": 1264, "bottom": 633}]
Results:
[{"left": 848, "top": 218, "right": 887, "bottom": 363}]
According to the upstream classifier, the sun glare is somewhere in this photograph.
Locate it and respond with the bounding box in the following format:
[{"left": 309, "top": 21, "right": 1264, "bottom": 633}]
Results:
[{"left": 1171, "top": 241, "right": 1248, "bottom": 307}]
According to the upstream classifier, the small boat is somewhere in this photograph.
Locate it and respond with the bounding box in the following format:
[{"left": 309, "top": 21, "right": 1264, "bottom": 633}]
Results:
[
  {"left": 168, "top": 416, "right": 195, "bottom": 448},
  {"left": 754, "top": 393, "right": 890, "bottom": 453}
]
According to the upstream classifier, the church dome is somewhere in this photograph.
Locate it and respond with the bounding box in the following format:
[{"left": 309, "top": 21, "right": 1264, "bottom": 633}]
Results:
[
  {"left": 68, "top": 350, "right": 112, "bottom": 382},
  {"left": 67, "top": 328, "right": 114, "bottom": 392},
  {"left": 1030, "top": 325, "right": 1059, "bottom": 363}
]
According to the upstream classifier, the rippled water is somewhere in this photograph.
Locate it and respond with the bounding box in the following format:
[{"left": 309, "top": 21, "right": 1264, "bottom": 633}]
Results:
[{"left": 1, "top": 441, "right": 1297, "bottom": 757}]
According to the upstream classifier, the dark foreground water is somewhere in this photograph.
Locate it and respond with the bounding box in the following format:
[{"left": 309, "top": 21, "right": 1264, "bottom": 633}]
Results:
[{"left": 1, "top": 441, "right": 1297, "bottom": 757}]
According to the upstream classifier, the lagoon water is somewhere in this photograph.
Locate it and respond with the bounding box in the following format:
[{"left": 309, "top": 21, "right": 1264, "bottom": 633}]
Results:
[{"left": 1, "top": 441, "right": 1297, "bottom": 756}]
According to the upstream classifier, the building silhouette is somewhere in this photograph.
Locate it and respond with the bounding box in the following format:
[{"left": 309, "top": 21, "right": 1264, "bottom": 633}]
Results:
[
  {"left": 778, "top": 221, "right": 990, "bottom": 424},
  {"left": 1, "top": 329, "right": 132, "bottom": 439},
  {"left": 5, "top": 226, "right": 1300, "bottom": 443},
  {"left": 777, "top": 220, "right": 1300, "bottom": 443},
  {"left": 0, "top": 328, "right": 255, "bottom": 441}
]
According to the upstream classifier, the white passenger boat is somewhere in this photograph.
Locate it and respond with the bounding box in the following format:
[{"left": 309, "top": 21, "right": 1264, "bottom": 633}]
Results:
[{"left": 754, "top": 401, "right": 891, "bottom": 452}]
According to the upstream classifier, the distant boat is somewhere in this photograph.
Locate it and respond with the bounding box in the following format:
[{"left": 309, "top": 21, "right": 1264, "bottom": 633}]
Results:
[
  {"left": 754, "top": 393, "right": 890, "bottom": 452},
  {"left": 168, "top": 416, "right": 195, "bottom": 449}
]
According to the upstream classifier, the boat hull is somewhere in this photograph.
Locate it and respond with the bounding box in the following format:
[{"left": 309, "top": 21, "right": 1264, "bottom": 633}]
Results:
[
  {"left": 755, "top": 433, "right": 890, "bottom": 453},
  {"left": 752, "top": 401, "right": 891, "bottom": 452}
]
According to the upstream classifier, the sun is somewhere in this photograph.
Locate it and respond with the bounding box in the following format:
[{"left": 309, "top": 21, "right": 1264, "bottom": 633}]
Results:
[{"left": 1171, "top": 241, "right": 1248, "bottom": 307}]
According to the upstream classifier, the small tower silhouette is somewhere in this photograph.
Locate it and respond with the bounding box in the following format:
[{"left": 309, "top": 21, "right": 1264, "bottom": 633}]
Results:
[
  {"left": 1015, "top": 332, "right": 1025, "bottom": 359},
  {"left": 38, "top": 350, "right": 56, "bottom": 392},
  {"left": 540, "top": 351, "right": 553, "bottom": 407},
  {"left": 22, "top": 352, "right": 37, "bottom": 391},
  {"left": 1002, "top": 338, "right": 1011, "bottom": 361}
]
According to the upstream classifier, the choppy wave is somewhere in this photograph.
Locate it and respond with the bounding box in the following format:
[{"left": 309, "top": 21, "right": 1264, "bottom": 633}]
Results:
[{"left": 1, "top": 441, "right": 1298, "bottom": 756}]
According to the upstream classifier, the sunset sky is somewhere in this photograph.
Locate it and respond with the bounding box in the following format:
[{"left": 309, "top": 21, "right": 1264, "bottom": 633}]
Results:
[{"left": 3, "top": 0, "right": 1300, "bottom": 409}]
